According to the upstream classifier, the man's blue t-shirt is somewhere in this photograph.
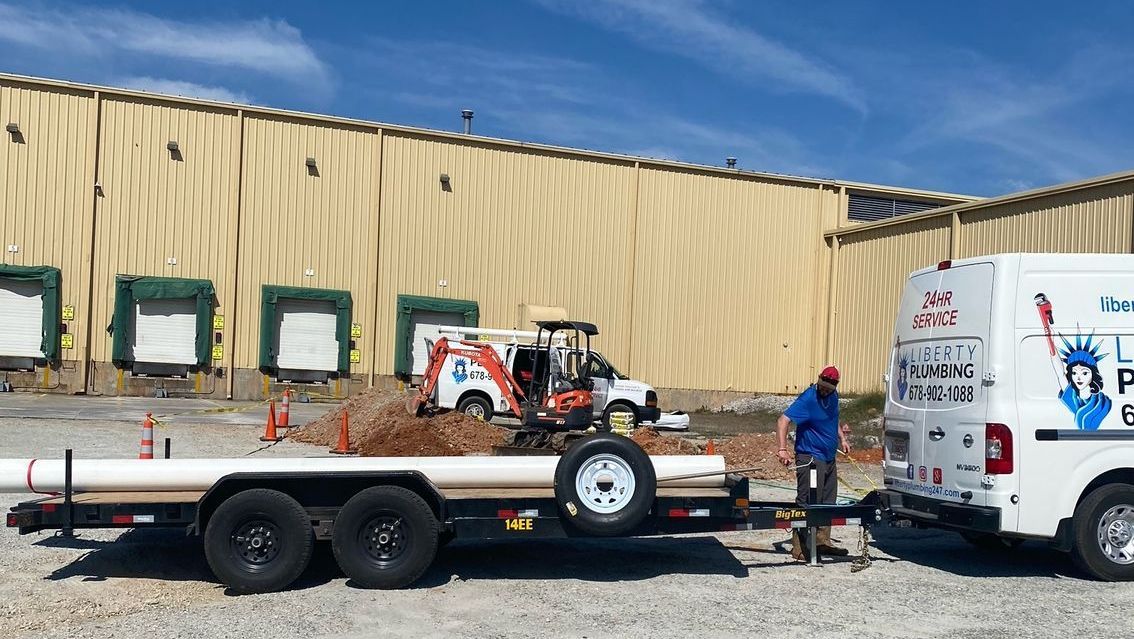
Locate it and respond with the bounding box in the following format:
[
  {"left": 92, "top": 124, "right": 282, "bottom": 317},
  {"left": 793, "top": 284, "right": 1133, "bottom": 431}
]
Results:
[{"left": 784, "top": 385, "right": 840, "bottom": 463}]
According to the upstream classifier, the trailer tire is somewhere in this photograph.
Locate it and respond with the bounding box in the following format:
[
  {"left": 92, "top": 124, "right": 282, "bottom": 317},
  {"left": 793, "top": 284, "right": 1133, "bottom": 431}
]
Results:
[
  {"left": 554, "top": 434, "right": 656, "bottom": 537},
  {"left": 203, "top": 489, "right": 313, "bottom": 594},
  {"left": 458, "top": 394, "right": 494, "bottom": 422},
  {"left": 332, "top": 486, "right": 439, "bottom": 589},
  {"left": 1072, "top": 483, "right": 1134, "bottom": 581}
]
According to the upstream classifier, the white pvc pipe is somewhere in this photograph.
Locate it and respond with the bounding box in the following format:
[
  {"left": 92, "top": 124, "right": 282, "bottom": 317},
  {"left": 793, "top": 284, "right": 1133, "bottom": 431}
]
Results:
[{"left": 0, "top": 455, "right": 725, "bottom": 494}]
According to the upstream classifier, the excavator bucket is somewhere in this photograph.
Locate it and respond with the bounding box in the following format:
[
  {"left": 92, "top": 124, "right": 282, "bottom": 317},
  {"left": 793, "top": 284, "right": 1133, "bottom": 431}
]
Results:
[{"left": 405, "top": 393, "right": 428, "bottom": 417}]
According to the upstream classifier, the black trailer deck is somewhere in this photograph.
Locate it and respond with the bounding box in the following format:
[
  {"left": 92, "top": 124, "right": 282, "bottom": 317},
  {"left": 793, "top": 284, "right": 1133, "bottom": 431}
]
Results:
[{"left": 6, "top": 444, "right": 884, "bottom": 592}]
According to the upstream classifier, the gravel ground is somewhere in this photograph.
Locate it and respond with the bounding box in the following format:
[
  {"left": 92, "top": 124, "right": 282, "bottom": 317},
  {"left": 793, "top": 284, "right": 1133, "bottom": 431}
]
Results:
[{"left": 0, "top": 413, "right": 1132, "bottom": 638}]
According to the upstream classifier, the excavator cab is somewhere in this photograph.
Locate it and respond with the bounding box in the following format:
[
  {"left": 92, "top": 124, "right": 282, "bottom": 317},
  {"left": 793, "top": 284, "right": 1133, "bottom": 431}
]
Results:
[{"left": 520, "top": 321, "right": 598, "bottom": 431}]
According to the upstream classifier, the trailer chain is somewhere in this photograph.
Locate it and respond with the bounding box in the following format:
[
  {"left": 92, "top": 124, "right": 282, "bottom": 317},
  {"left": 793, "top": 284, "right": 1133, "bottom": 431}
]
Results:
[{"left": 850, "top": 525, "right": 873, "bottom": 573}]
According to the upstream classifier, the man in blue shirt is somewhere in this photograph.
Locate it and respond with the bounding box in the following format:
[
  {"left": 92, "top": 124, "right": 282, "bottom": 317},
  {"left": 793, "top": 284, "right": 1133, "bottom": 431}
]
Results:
[{"left": 776, "top": 366, "right": 851, "bottom": 561}]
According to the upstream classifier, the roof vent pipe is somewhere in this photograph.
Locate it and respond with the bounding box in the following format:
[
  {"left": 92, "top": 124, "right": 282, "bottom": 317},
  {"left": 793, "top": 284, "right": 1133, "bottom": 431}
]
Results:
[
  {"left": 725, "top": 157, "right": 737, "bottom": 169},
  {"left": 461, "top": 109, "right": 474, "bottom": 135}
]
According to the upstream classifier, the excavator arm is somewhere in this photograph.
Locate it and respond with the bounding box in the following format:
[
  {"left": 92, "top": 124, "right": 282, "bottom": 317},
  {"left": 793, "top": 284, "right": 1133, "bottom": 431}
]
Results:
[{"left": 407, "top": 337, "right": 527, "bottom": 418}]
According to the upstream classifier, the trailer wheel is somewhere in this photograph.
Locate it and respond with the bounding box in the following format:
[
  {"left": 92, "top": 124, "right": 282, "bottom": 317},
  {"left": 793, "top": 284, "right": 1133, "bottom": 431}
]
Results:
[
  {"left": 554, "top": 434, "right": 656, "bottom": 536},
  {"left": 203, "top": 489, "right": 313, "bottom": 594},
  {"left": 332, "top": 486, "right": 439, "bottom": 589},
  {"left": 1072, "top": 483, "right": 1134, "bottom": 581},
  {"left": 458, "top": 394, "right": 494, "bottom": 421}
]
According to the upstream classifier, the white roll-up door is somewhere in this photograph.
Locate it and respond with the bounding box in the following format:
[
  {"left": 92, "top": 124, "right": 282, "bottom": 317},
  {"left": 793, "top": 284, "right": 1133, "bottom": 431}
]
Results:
[
  {"left": 0, "top": 278, "right": 45, "bottom": 358},
  {"left": 128, "top": 298, "right": 197, "bottom": 365},
  {"left": 276, "top": 299, "right": 338, "bottom": 372},
  {"left": 410, "top": 310, "right": 466, "bottom": 375}
]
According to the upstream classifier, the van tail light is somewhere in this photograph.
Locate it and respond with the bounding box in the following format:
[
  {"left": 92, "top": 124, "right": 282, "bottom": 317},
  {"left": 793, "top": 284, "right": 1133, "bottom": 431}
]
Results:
[
  {"left": 985, "top": 423, "right": 1013, "bottom": 474},
  {"left": 937, "top": 260, "right": 952, "bottom": 270},
  {"left": 645, "top": 391, "right": 658, "bottom": 407}
]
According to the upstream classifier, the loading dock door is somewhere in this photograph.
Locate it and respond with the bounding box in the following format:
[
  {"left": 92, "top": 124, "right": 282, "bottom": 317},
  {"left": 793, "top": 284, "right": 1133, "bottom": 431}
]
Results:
[
  {"left": 0, "top": 278, "right": 45, "bottom": 358},
  {"left": 128, "top": 298, "right": 197, "bottom": 364},
  {"left": 410, "top": 310, "right": 466, "bottom": 376},
  {"left": 276, "top": 299, "right": 339, "bottom": 372}
]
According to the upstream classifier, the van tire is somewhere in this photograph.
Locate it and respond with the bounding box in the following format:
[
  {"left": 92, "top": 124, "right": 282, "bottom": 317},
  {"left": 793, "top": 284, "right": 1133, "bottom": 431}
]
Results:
[
  {"left": 1071, "top": 483, "right": 1134, "bottom": 581},
  {"left": 332, "top": 486, "right": 439, "bottom": 589},
  {"left": 204, "top": 489, "right": 314, "bottom": 594},
  {"left": 602, "top": 402, "right": 638, "bottom": 430},
  {"left": 553, "top": 434, "right": 656, "bottom": 537},
  {"left": 457, "top": 395, "right": 494, "bottom": 422},
  {"left": 960, "top": 531, "right": 1024, "bottom": 551}
]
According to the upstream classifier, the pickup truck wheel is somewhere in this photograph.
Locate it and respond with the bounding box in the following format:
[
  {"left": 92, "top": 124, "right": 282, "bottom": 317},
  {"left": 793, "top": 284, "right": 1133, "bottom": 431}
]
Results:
[
  {"left": 458, "top": 395, "right": 494, "bottom": 421},
  {"left": 1072, "top": 483, "right": 1134, "bottom": 581},
  {"left": 602, "top": 402, "right": 638, "bottom": 430},
  {"left": 332, "top": 486, "right": 439, "bottom": 589},
  {"left": 554, "top": 434, "right": 656, "bottom": 537},
  {"left": 204, "top": 489, "right": 313, "bottom": 594},
  {"left": 960, "top": 531, "right": 1024, "bottom": 551}
]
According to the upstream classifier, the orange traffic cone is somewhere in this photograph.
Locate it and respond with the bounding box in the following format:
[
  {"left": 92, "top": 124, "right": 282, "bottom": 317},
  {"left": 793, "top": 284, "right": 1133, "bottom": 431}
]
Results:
[
  {"left": 139, "top": 413, "right": 155, "bottom": 459},
  {"left": 330, "top": 410, "right": 357, "bottom": 455},
  {"left": 260, "top": 400, "right": 282, "bottom": 442},
  {"left": 705, "top": 439, "right": 716, "bottom": 455},
  {"left": 279, "top": 388, "right": 291, "bottom": 429}
]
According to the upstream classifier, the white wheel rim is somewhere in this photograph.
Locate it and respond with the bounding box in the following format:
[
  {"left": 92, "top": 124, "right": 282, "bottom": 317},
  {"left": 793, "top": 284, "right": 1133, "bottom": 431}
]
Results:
[
  {"left": 575, "top": 453, "right": 636, "bottom": 514},
  {"left": 1097, "top": 503, "right": 1134, "bottom": 565},
  {"left": 465, "top": 404, "right": 486, "bottom": 419}
]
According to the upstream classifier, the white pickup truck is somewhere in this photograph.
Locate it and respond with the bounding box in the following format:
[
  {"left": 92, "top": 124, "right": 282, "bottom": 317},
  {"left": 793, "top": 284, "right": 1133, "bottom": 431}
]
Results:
[
  {"left": 415, "top": 325, "right": 684, "bottom": 429},
  {"left": 878, "top": 253, "right": 1134, "bottom": 580}
]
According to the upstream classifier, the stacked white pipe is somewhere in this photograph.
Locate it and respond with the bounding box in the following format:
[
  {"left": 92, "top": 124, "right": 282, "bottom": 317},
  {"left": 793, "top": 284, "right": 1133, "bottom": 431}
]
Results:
[{"left": 0, "top": 455, "right": 726, "bottom": 494}]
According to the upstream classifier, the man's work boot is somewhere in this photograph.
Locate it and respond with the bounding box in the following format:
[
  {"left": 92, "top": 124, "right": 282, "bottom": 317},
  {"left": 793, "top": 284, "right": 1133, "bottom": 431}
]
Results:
[
  {"left": 790, "top": 530, "right": 809, "bottom": 562},
  {"left": 816, "top": 525, "right": 849, "bottom": 557}
]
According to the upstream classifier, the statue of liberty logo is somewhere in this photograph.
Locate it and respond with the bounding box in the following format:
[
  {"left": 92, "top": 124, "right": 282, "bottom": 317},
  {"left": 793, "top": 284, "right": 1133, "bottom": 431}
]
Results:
[
  {"left": 452, "top": 359, "right": 468, "bottom": 384},
  {"left": 1057, "top": 333, "right": 1112, "bottom": 431},
  {"left": 897, "top": 351, "right": 910, "bottom": 401}
]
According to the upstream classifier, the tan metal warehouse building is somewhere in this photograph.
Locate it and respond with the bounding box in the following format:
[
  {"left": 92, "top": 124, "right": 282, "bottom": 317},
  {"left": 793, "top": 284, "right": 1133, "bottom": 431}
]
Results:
[{"left": 8, "top": 73, "right": 1127, "bottom": 407}]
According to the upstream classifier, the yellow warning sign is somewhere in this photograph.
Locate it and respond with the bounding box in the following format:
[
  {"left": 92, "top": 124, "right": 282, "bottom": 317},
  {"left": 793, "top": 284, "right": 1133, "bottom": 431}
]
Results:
[
  {"left": 62, "top": 305, "right": 75, "bottom": 321},
  {"left": 351, "top": 323, "right": 362, "bottom": 338},
  {"left": 349, "top": 349, "right": 361, "bottom": 364},
  {"left": 211, "top": 345, "right": 224, "bottom": 360},
  {"left": 213, "top": 315, "right": 225, "bottom": 330},
  {"left": 61, "top": 334, "right": 74, "bottom": 349}
]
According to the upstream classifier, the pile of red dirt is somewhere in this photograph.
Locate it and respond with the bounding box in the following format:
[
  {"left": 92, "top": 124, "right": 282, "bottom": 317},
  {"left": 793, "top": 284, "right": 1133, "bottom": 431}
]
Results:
[
  {"left": 287, "top": 387, "right": 509, "bottom": 457},
  {"left": 630, "top": 427, "right": 701, "bottom": 455},
  {"left": 715, "top": 432, "right": 793, "bottom": 480}
]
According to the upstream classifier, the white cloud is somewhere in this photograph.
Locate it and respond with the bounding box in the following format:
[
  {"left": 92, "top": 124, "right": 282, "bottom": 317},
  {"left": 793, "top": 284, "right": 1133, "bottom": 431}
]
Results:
[
  {"left": 117, "top": 77, "right": 253, "bottom": 104},
  {"left": 534, "top": 0, "right": 865, "bottom": 113},
  {"left": 0, "top": 3, "right": 328, "bottom": 86}
]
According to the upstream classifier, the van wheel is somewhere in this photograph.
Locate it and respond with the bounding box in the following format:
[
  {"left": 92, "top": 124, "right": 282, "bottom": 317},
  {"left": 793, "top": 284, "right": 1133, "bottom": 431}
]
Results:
[
  {"left": 204, "top": 489, "right": 313, "bottom": 594},
  {"left": 960, "top": 531, "right": 1024, "bottom": 551},
  {"left": 554, "top": 434, "right": 656, "bottom": 537},
  {"left": 1072, "top": 483, "right": 1134, "bottom": 581},
  {"left": 332, "top": 486, "right": 439, "bottom": 589},
  {"left": 458, "top": 395, "right": 494, "bottom": 422},
  {"left": 602, "top": 402, "right": 638, "bottom": 430}
]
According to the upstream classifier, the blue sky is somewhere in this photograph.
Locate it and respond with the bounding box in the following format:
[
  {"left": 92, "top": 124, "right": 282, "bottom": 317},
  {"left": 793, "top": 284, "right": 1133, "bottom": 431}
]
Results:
[{"left": 1, "top": 1, "right": 1132, "bottom": 196}]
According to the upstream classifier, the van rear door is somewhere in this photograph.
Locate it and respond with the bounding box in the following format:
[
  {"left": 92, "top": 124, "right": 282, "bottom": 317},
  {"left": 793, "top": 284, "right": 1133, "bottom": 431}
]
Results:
[{"left": 886, "top": 261, "right": 993, "bottom": 505}]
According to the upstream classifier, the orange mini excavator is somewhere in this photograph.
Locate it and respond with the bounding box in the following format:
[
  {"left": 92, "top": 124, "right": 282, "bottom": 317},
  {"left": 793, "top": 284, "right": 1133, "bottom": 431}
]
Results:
[{"left": 407, "top": 321, "right": 598, "bottom": 434}]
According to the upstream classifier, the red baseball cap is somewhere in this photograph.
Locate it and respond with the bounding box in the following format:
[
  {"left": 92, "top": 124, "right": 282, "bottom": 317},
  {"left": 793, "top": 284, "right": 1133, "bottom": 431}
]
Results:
[{"left": 819, "top": 366, "right": 840, "bottom": 383}]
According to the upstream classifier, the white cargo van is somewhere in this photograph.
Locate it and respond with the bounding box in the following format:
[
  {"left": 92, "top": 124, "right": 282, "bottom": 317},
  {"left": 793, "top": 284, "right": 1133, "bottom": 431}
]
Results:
[
  {"left": 419, "top": 325, "right": 664, "bottom": 428},
  {"left": 878, "top": 253, "right": 1134, "bottom": 580}
]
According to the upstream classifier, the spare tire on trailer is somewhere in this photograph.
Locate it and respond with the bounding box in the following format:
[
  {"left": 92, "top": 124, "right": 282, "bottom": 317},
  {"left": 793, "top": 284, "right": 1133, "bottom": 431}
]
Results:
[{"left": 553, "top": 434, "right": 656, "bottom": 537}]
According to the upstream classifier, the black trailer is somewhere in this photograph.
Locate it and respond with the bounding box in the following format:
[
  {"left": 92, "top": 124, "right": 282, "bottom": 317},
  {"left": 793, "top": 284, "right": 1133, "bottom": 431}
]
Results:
[{"left": 7, "top": 436, "right": 882, "bottom": 593}]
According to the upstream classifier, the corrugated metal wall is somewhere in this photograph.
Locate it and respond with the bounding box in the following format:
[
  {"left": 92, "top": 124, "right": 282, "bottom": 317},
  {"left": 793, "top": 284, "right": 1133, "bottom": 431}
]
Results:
[
  {"left": 235, "top": 116, "right": 382, "bottom": 375},
  {"left": 830, "top": 217, "right": 951, "bottom": 393},
  {"left": 959, "top": 182, "right": 1133, "bottom": 256},
  {"left": 89, "top": 98, "right": 241, "bottom": 365},
  {"left": 629, "top": 169, "right": 839, "bottom": 393},
  {"left": 374, "top": 133, "right": 638, "bottom": 374},
  {"left": 0, "top": 82, "right": 97, "bottom": 369}
]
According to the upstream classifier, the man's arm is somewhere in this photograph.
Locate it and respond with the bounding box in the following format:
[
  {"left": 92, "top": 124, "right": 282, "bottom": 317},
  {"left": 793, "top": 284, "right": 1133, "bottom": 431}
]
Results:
[
  {"left": 839, "top": 422, "right": 851, "bottom": 454},
  {"left": 776, "top": 414, "right": 793, "bottom": 466}
]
